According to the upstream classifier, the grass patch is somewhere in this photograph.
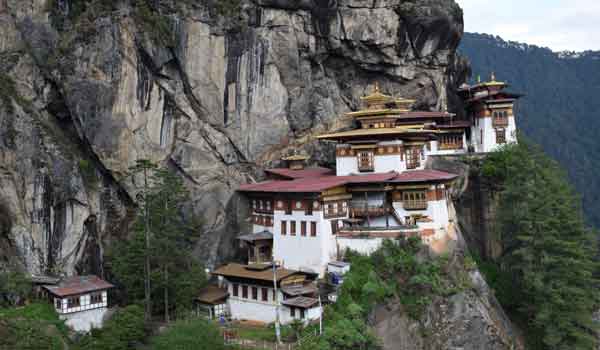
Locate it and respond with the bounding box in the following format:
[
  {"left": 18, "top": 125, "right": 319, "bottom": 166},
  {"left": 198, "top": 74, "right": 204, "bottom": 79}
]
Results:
[{"left": 0, "top": 303, "right": 70, "bottom": 350}]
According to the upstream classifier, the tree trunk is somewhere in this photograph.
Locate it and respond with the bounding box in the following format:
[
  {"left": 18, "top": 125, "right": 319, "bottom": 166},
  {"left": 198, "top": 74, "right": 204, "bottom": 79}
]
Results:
[
  {"left": 144, "top": 167, "right": 152, "bottom": 321},
  {"left": 164, "top": 265, "right": 169, "bottom": 323}
]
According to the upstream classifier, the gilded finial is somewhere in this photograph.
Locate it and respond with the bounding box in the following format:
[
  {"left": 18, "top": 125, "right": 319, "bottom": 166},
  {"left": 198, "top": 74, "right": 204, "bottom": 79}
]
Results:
[
  {"left": 491, "top": 71, "right": 496, "bottom": 81},
  {"left": 374, "top": 81, "right": 380, "bottom": 93}
]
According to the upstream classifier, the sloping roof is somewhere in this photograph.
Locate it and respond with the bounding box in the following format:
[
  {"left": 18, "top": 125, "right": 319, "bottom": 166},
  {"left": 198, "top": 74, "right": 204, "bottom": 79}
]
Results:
[
  {"left": 196, "top": 285, "right": 229, "bottom": 304},
  {"left": 281, "top": 296, "right": 319, "bottom": 309},
  {"left": 317, "top": 127, "right": 435, "bottom": 140},
  {"left": 390, "top": 170, "right": 457, "bottom": 183},
  {"left": 238, "top": 231, "right": 273, "bottom": 242},
  {"left": 43, "top": 275, "right": 114, "bottom": 297},
  {"left": 265, "top": 167, "right": 334, "bottom": 180},
  {"left": 30, "top": 275, "right": 60, "bottom": 285},
  {"left": 281, "top": 283, "right": 318, "bottom": 296},
  {"left": 238, "top": 172, "right": 399, "bottom": 193},
  {"left": 212, "top": 263, "right": 299, "bottom": 282}
]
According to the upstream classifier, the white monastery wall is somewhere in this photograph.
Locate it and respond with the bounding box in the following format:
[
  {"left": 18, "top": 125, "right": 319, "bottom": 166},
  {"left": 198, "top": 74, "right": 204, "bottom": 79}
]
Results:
[
  {"left": 472, "top": 115, "right": 517, "bottom": 153},
  {"left": 392, "top": 198, "right": 449, "bottom": 229},
  {"left": 337, "top": 237, "right": 386, "bottom": 255},
  {"left": 60, "top": 307, "right": 109, "bottom": 332},
  {"left": 336, "top": 157, "right": 358, "bottom": 176},
  {"left": 273, "top": 210, "right": 338, "bottom": 275},
  {"left": 54, "top": 291, "right": 108, "bottom": 314},
  {"left": 374, "top": 154, "right": 404, "bottom": 173}
]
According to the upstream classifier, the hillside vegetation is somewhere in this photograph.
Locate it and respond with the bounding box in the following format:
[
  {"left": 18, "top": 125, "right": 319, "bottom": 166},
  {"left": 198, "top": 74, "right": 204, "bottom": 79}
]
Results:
[
  {"left": 459, "top": 33, "right": 600, "bottom": 227},
  {"left": 480, "top": 141, "right": 599, "bottom": 349}
]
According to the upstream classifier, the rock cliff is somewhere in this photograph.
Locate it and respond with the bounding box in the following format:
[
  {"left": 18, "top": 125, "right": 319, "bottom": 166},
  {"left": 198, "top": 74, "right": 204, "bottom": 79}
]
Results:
[{"left": 0, "top": 0, "right": 466, "bottom": 274}]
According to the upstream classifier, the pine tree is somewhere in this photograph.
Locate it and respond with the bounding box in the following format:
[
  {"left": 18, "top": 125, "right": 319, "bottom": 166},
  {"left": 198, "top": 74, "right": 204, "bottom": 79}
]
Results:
[{"left": 484, "top": 141, "right": 599, "bottom": 349}]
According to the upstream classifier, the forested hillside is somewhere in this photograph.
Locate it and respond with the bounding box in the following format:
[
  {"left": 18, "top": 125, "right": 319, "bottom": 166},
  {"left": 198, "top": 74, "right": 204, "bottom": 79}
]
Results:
[{"left": 459, "top": 33, "right": 600, "bottom": 227}]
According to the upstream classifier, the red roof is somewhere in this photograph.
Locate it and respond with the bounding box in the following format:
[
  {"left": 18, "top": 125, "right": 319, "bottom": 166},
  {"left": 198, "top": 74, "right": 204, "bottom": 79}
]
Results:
[
  {"left": 265, "top": 167, "right": 334, "bottom": 179},
  {"left": 43, "top": 275, "right": 114, "bottom": 297},
  {"left": 239, "top": 172, "right": 399, "bottom": 193},
  {"left": 390, "top": 170, "right": 457, "bottom": 183}
]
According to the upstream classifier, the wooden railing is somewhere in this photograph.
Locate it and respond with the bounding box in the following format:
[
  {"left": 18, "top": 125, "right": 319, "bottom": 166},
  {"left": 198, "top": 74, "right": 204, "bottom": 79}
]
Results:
[{"left": 403, "top": 200, "right": 427, "bottom": 210}]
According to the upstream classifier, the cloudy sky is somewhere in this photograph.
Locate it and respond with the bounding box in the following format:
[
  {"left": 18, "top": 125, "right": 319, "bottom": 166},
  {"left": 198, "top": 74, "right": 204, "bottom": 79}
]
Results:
[{"left": 455, "top": 0, "right": 600, "bottom": 51}]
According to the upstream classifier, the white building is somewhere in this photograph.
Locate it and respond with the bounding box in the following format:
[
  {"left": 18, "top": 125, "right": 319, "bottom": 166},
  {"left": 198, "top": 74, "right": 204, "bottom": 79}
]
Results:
[
  {"left": 458, "top": 74, "right": 522, "bottom": 153},
  {"left": 43, "top": 275, "right": 113, "bottom": 332},
  {"left": 211, "top": 263, "right": 322, "bottom": 325}
]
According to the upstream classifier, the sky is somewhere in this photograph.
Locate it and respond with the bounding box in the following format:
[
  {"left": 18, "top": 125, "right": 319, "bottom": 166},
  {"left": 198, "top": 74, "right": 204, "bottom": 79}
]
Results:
[{"left": 455, "top": 0, "right": 600, "bottom": 52}]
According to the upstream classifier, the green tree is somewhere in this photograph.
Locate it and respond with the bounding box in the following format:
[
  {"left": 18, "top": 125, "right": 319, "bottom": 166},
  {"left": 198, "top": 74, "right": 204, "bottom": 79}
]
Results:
[
  {"left": 76, "top": 305, "right": 146, "bottom": 350},
  {"left": 483, "top": 141, "right": 599, "bottom": 349},
  {"left": 111, "top": 161, "right": 205, "bottom": 322},
  {"left": 0, "top": 270, "right": 31, "bottom": 306}
]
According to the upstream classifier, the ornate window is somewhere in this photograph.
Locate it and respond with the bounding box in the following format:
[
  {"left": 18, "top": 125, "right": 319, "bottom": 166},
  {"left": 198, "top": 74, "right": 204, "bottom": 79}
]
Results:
[
  {"left": 290, "top": 221, "right": 296, "bottom": 236},
  {"left": 402, "top": 191, "right": 427, "bottom": 210},
  {"left": 406, "top": 147, "right": 421, "bottom": 169},
  {"left": 493, "top": 110, "right": 508, "bottom": 127},
  {"left": 242, "top": 285, "right": 248, "bottom": 298},
  {"left": 358, "top": 151, "right": 374, "bottom": 172},
  {"left": 301, "top": 221, "right": 307, "bottom": 236},
  {"left": 252, "top": 287, "right": 258, "bottom": 300},
  {"left": 310, "top": 222, "right": 317, "bottom": 237},
  {"left": 439, "top": 134, "right": 463, "bottom": 150},
  {"left": 495, "top": 128, "right": 506, "bottom": 144},
  {"left": 281, "top": 221, "right": 287, "bottom": 235},
  {"left": 305, "top": 201, "right": 313, "bottom": 215},
  {"left": 233, "top": 284, "right": 239, "bottom": 297}
]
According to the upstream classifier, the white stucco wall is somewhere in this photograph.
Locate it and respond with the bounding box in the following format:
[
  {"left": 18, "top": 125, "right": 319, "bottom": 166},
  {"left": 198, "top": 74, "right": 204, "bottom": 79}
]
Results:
[
  {"left": 336, "top": 157, "right": 358, "bottom": 176},
  {"left": 280, "top": 305, "right": 322, "bottom": 325},
  {"left": 374, "top": 154, "right": 404, "bottom": 173},
  {"left": 273, "top": 210, "right": 341, "bottom": 276},
  {"left": 472, "top": 115, "right": 517, "bottom": 153},
  {"left": 393, "top": 198, "right": 449, "bottom": 230},
  {"left": 60, "top": 307, "right": 109, "bottom": 332},
  {"left": 337, "top": 237, "right": 386, "bottom": 255}
]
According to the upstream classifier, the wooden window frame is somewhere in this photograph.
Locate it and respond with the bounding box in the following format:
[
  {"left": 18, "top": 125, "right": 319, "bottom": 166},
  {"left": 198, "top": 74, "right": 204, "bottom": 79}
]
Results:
[
  {"left": 90, "top": 292, "right": 102, "bottom": 304},
  {"left": 67, "top": 296, "right": 80, "bottom": 308},
  {"left": 281, "top": 221, "right": 287, "bottom": 236},
  {"left": 300, "top": 309, "right": 305, "bottom": 319},
  {"left": 301, "top": 221, "right": 307, "bottom": 236},
  {"left": 252, "top": 286, "right": 258, "bottom": 300},
  {"left": 242, "top": 285, "right": 248, "bottom": 299},
  {"left": 439, "top": 134, "right": 463, "bottom": 150},
  {"left": 495, "top": 128, "right": 506, "bottom": 144},
  {"left": 55, "top": 299, "right": 62, "bottom": 309},
  {"left": 406, "top": 147, "right": 421, "bottom": 169},
  {"left": 261, "top": 288, "right": 268, "bottom": 302},
  {"left": 310, "top": 222, "right": 317, "bottom": 237},
  {"left": 357, "top": 150, "right": 374, "bottom": 172},
  {"left": 233, "top": 284, "right": 239, "bottom": 297},
  {"left": 290, "top": 307, "right": 296, "bottom": 317},
  {"left": 290, "top": 221, "right": 296, "bottom": 236},
  {"left": 402, "top": 191, "right": 427, "bottom": 210}
]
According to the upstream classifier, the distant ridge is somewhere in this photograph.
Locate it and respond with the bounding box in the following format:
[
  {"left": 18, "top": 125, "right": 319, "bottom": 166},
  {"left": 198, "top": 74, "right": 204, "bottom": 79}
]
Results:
[{"left": 459, "top": 32, "right": 600, "bottom": 227}]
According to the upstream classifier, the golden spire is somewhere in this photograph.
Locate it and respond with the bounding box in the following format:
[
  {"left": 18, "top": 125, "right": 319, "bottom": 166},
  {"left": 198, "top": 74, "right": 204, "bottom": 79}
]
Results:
[
  {"left": 374, "top": 81, "right": 380, "bottom": 93},
  {"left": 490, "top": 71, "right": 496, "bottom": 82}
]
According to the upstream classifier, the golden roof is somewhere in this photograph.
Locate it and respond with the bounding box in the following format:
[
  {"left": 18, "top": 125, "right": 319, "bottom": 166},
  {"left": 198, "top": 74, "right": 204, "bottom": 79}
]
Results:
[
  {"left": 479, "top": 72, "right": 506, "bottom": 87},
  {"left": 317, "top": 126, "right": 436, "bottom": 140},
  {"left": 282, "top": 154, "right": 309, "bottom": 161},
  {"left": 360, "top": 82, "right": 392, "bottom": 102}
]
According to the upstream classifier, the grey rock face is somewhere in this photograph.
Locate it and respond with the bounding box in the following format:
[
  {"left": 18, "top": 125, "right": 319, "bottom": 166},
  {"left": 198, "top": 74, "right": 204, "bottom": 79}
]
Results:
[
  {"left": 371, "top": 249, "right": 524, "bottom": 350},
  {"left": 0, "top": 0, "right": 464, "bottom": 274}
]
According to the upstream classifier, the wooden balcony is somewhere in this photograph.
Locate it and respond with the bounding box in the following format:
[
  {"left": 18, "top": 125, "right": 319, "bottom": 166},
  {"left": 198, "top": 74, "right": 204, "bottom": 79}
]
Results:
[
  {"left": 350, "top": 205, "right": 387, "bottom": 217},
  {"left": 493, "top": 118, "right": 509, "bottom": 127},
  {"left": 403, "top": 201, "right": 427, "bottom": 210}
]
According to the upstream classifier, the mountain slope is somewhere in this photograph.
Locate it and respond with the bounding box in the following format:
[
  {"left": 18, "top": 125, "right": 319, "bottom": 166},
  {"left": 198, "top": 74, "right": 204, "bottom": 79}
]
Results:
[{"left": 459, "top": 32, "right": 600, "bottom": 227}]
